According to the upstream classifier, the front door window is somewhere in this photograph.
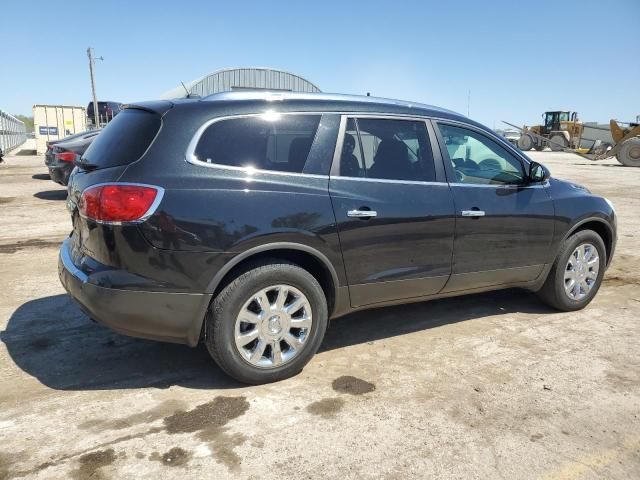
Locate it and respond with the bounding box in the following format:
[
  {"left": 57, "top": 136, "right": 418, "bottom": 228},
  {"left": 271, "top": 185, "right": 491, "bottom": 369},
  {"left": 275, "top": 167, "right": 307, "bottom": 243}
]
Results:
[{"left": 438, "top": 124, "right": 525, "bottom": 185}]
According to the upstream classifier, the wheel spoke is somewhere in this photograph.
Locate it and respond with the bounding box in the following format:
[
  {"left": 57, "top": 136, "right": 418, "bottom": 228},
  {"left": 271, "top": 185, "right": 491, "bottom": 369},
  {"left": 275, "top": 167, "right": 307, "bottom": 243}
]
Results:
[
  {"left": 285, "top": 297, "right": 306, "bottom": 316},
  {"left": 275, "top": 287, "right": 288, "bottom": 309},
  {"left": 240, "top": 311, "right": 262, "bottom": 324},
  {"left": 571, "top": 282, "right": 580, "bottom": 298},
  {"left": 565, "top": 278, "right": 576, "bottom": 293},
  {"left": 272, "top": 342, "right": 283, "bottom": 366},
  {"left": 580, "top": 280, "right": 589, "bottom": 294},
  {"left": 284, "top": 333, "right": 303, "bottom": 349},
  {"left": 250, "top": 339, "right": 267, "bottom": 362},
  {"left": 236, "top": 328, "right": 259, "bottom": 347},
  {"left": 255, "top": 291, "right": 271, "bottom": 313},
  {"left": 290, "top": 316, "right": 312, "bottom": 329}
]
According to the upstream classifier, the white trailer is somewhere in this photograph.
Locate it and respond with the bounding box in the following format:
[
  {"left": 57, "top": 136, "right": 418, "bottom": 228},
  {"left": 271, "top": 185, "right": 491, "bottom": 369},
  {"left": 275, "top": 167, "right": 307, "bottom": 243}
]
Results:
[{"left": 33, "top": 105, "right": 87, "bottom": 155}]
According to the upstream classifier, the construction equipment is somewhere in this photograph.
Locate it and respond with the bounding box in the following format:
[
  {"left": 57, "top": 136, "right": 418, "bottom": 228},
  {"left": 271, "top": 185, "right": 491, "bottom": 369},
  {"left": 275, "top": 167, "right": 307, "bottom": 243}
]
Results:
[
  {"left": 517, "top": 111, "right": 582, "bottom": 152},
  {"left": 506, "top": 117, "right": 640, "bottom": 167}
]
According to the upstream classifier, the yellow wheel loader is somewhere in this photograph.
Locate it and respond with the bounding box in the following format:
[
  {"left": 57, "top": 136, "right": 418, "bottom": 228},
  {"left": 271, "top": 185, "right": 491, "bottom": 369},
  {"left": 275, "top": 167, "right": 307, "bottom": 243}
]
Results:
[
  {"left": 506, "top": 117, "right": 640, "bottom": 167},
  {"left": 517, "top": 111, "right": 582, "bottom": 152}
]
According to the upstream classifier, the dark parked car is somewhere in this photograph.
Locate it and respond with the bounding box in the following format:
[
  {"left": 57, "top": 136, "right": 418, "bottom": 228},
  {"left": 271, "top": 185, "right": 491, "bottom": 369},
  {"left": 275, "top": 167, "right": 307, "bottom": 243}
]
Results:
[
  {"left": 45, "top": 130, "right": 100, "bottom": 185},
  {"left": 86, "top": 101, "right": 122, "bottom": 126},
  {"left": 44, "top": 129, "right": 97, "bottom": 166},
  {"left": 60, "top": 92, "right": 616, "bottom": 384}
]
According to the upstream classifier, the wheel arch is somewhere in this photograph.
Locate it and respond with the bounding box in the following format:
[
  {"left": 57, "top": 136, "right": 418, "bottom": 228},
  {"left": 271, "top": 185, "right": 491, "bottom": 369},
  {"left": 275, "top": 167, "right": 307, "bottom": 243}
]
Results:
[
  {"left": 563, "top": 217, "right": 614, "bottom": 267},
  {"left": 206, "top": 242, "right": 340, "bottom": 314}
]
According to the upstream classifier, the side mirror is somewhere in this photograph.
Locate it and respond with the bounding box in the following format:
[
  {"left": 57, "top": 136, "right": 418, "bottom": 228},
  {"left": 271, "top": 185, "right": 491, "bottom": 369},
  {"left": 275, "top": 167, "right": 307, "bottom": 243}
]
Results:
[{"left": 529, "top": 161, "right": 550, "bottom": 183}]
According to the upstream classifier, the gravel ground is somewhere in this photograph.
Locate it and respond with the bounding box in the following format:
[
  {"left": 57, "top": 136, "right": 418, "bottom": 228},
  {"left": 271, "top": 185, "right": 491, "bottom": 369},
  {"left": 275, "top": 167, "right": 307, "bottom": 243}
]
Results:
[{"left": 0, "top": 148, "right": 638, "bottom": 479}]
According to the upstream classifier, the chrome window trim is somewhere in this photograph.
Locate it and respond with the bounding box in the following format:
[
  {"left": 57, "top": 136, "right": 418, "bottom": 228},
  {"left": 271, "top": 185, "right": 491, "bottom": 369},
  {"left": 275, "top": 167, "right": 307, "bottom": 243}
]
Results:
[
  {"left": 184, "top": 110, "right": 531, "bottom": 182},
  {"left": 185, "top": 112, "right": 330, "bottom": 178},
  {"left": 185, "top": 111, "right": 459, "bottom": 180},
  {"left": 449, "top": 180, "right": 549, "bottom": 189},
  {"left": 331, "top": 175, "right": 445, "bottom": 187},
  {"left": 78, "top": 182, "right": 166, "bottom": 225}
]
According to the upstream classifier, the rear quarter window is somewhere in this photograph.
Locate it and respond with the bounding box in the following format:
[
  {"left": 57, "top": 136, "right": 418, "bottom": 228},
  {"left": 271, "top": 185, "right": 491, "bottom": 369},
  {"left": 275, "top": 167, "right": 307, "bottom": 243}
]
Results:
[
  {"left": 81, "top": 109, "right": 161, "bottom": 168},
  {"left": 193, "top": 114, "right": 321, "bottom": 173}
]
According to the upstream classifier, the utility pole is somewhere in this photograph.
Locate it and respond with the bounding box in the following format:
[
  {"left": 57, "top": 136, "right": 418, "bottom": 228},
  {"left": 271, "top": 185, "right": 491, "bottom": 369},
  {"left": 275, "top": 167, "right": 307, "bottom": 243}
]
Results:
[
  {"left": 87, "top": 48, "right": 102, "bottom": 128},
  {"left": 467, "top": 89, "right": 471, "bottom": 117}
]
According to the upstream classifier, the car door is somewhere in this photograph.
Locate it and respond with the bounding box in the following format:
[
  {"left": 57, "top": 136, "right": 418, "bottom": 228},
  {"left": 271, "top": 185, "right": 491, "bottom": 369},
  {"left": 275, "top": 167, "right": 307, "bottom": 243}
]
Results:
[
  {"left": 329, "top": 116, "right": 455, "bottom": 307},
  {"left": 433, "top": 121, "right": 555, "bottom": 292}
]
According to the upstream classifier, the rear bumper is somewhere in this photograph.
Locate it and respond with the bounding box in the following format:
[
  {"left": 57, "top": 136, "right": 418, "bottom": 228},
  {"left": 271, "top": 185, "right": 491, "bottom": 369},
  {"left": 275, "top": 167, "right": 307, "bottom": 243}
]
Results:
[
  {"left": 48, "top": 163, "right": 73, "bottom": 186},
  {"left": 58, "top": 238, "right": 211, "bottom": 346}
]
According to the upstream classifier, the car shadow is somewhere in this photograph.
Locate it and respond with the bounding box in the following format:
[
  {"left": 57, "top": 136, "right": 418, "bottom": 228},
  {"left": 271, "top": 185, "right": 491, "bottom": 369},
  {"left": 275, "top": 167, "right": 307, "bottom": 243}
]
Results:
[
  {"left": 34, "top": 190, "right": 67, "bottom": 200},
  {"left": 322, "top": 288, "right": 554, "bottom": 351},
  {"left": 1, "top": 289, "right": 554, "bottom": 391},
  {"left": 16, "top": 149, "right": 37, "bottom": 156},
  {"left": 0, "top": 294, "right": 242, "bottom": 391},
  {"left": 32, "top": 173, "right": 51, "bottom": 180}
]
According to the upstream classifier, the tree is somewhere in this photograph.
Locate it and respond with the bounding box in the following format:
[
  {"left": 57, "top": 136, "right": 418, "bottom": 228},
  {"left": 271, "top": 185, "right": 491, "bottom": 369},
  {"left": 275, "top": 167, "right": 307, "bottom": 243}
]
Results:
[{"left": 14, "top": 115, "right": 34, "bottom": 133}]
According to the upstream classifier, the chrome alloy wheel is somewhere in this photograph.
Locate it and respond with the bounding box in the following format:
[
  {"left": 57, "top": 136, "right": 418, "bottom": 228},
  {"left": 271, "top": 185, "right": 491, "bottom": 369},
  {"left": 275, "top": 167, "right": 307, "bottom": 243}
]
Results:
[
  {"left": 564, "top": 243, "right": 600, "bottom": 300},
  {"left": 234, "top": 285, "right": 312, "bottom": 368}
]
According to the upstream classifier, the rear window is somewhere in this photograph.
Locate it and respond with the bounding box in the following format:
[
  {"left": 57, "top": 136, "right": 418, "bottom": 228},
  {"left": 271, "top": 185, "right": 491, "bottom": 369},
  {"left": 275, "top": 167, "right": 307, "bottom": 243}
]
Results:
[
  {"left": 81, "top": 109, "right": 161, "bottom": 168},
  {"left": 193, "top": 114, "right": 321, "bottom": 173}
]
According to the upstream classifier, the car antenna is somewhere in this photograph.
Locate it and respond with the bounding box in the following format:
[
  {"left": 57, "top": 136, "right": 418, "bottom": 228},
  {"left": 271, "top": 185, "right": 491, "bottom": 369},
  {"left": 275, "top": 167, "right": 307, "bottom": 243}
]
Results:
[{"left": 180, "top": 81, "right": 191, "bottom": 98}]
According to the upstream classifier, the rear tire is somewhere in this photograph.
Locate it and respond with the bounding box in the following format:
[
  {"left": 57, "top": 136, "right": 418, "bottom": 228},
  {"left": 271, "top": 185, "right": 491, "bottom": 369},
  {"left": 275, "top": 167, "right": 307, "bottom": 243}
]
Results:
[
  {"left": 534, "top": 143, "right": 545, "bottom": 151},
  {"left": 537, "top": 230, "right": 606, "bottom": 311},
  {"left": 205, "top": 261, "right": 328, "bottom": 384},
  {"left": 616, "top": 138, "right": 640, "bottom": 167}
]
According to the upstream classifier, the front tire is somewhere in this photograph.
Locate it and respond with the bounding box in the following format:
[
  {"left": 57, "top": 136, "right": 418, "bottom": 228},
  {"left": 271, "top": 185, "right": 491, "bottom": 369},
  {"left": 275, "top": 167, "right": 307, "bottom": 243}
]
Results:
[
  {"left": 205, "top": 261, "right": 328, "bottom": 384},
  {"left": 549, "top": 134, "right": 567, "bottom": 152},
  {"left": 537, "top": 230, "right": 606, "bottom": 311},
  {"left": 517, "top": 133, "right": 534, "bottom": 151}
]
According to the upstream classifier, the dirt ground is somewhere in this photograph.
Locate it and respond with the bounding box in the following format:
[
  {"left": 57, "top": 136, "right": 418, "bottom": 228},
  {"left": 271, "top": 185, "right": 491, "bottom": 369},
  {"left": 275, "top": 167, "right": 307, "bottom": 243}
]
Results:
[{"left": 0, "top": 147, "right": 638, "bottom": 479}]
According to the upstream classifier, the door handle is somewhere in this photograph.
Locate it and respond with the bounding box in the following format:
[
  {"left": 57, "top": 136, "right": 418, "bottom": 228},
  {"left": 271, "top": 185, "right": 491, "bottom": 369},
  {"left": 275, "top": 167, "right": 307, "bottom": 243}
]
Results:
[
  {"left": 347, "top": 209, "right": 377, "bottom": 218},
  {"left": 461, "top": 210, "right": 485, "bottom": 217}
]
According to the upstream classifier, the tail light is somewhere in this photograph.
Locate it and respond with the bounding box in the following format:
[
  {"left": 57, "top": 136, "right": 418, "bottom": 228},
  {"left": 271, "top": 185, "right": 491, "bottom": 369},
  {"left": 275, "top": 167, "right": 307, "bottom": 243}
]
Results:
[
  {"left": 55, "top": 151, "right": 77, "bottom": 162},
  {"left": 79, "top": 183, "right": 163, "bottom": 223}
]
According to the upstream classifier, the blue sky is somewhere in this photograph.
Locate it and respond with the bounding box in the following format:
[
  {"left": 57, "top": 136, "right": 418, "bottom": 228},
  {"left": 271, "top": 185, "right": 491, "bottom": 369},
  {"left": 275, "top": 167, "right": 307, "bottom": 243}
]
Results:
[{"left": 1, "top": 0, "right": 638, "bottom": 128}]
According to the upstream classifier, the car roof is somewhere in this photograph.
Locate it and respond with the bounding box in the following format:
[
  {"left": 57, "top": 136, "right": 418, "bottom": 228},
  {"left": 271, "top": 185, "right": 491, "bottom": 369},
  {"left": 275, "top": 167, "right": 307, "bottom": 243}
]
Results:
[
  {"left": 198, "top": 91, "right": 463, "bottom": 119},
  {"left": 130, "top": 91, "right": 487, "bottom": 131}
]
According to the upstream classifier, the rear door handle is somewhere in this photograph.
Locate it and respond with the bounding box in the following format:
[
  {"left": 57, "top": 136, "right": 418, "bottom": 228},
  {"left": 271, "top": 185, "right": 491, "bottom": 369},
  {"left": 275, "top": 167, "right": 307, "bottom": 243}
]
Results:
[
  {"left": 347, "top": 209, "right": 377, "bottom": 218},
  {"left": 461, "top": 210, "right": 485, "bottom": 217}
]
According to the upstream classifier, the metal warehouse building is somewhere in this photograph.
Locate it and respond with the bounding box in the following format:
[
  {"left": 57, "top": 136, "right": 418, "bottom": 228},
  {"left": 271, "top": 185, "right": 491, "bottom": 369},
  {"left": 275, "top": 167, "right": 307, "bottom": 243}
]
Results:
[{"left": 160, "top": 67, "right": 321, "bottom": 99}]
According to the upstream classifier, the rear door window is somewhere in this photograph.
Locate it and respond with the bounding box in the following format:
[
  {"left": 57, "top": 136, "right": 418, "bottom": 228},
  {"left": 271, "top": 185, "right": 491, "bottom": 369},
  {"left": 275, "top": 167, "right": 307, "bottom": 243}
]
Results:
[
  {"left": 193, "top": 114, "right": 321, "bottom": 173},
  {"left": 80, "top": 109, "right": 161, "bottom": 169},
  {"left": 339, "top": 117, "right": 436, "bottom": 182}
]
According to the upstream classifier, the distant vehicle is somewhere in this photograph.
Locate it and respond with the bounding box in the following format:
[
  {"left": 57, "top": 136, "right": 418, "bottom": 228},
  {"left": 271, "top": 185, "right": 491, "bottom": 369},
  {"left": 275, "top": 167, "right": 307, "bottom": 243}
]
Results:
[
  {"left": 46, "top": 130, "right": 100, "bottom": 185},
  {"left": 60, "top": 92, "right": 617, "bottom": 384},
  {"left": 518, "top": 111, "right": 581, "bottom": 152},
  {"left": 86, "top": 101, "right": 122, "bottom": 126},
  {"left": 44, "top": 130, "right": 97, "bottom": 166}
]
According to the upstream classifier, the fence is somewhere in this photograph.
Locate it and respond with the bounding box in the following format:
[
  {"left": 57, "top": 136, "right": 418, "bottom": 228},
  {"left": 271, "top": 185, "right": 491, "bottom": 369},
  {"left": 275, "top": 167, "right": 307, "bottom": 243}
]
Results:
[{"left": 0, "top": 109, "right": 27, "bottom": 154}]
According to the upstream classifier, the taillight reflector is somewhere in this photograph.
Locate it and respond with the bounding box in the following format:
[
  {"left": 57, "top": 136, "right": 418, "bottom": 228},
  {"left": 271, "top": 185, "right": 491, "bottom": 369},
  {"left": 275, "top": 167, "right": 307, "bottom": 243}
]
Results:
[{"left": 79, "top": 184, "right": 161, "bottom": 223}]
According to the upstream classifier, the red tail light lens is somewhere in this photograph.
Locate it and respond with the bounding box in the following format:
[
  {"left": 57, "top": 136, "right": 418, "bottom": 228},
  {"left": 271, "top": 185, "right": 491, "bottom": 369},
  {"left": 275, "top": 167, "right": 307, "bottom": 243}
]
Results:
[
  {"left": 55, "top": 151, "right": 76, "bottom": 162},
  {"left": 79, "top": 184, "right": 162, "bottom": 223}
]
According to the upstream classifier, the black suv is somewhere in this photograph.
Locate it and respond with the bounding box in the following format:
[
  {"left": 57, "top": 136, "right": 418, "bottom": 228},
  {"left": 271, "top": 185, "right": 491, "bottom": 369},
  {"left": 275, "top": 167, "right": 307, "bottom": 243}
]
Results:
[
  {"left": 60, "top": 92, "right": 616, "bottom": 384},
  {"left": 86, "top": 101, "right": 122, "bottom": 126}
]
